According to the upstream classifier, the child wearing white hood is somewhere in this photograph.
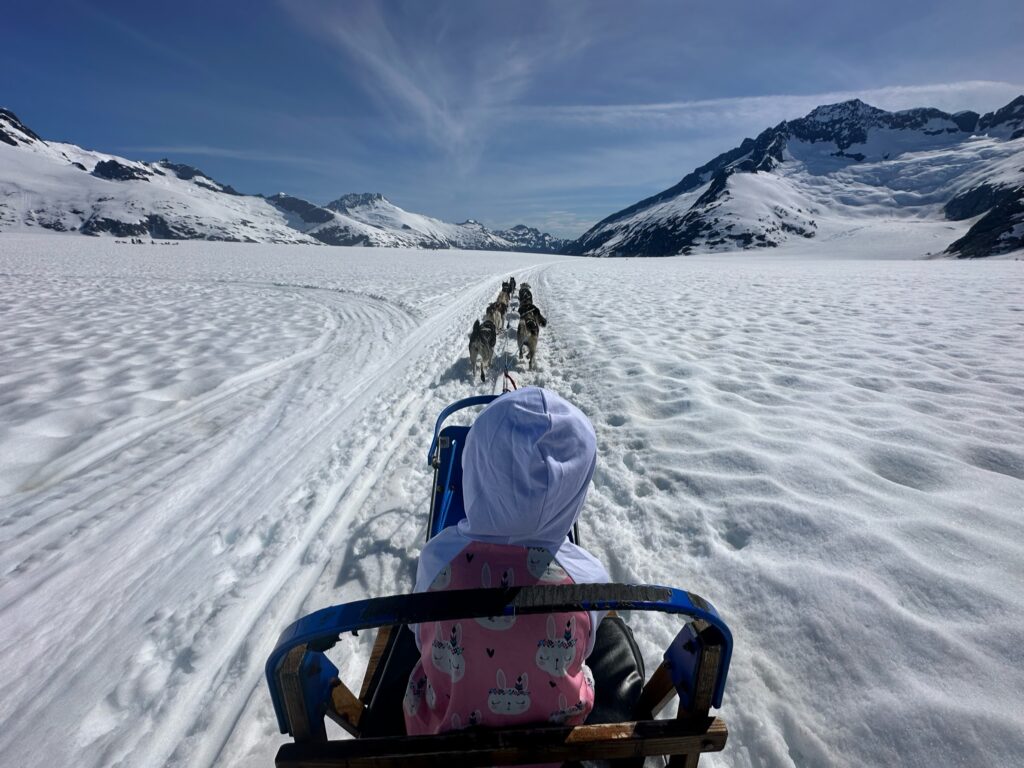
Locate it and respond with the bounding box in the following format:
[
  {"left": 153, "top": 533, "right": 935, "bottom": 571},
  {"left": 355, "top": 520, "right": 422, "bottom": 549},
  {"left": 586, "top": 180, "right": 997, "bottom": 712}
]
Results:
[{"left": 404, "top": 387, "right": 610, "bottom": 734}]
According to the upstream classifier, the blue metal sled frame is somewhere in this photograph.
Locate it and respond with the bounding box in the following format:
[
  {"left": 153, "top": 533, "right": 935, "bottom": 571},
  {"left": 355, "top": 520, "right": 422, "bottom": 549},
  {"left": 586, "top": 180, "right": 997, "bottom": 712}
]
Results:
[{"left": 266, "top": 582, "right": 732, "bottom": 737}]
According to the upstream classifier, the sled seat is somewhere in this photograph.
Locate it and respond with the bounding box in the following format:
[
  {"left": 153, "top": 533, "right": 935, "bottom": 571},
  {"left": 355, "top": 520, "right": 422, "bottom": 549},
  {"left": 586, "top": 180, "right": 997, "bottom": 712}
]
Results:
[{"left": 267, "top": 583, "right": 731, "bottom": 767}]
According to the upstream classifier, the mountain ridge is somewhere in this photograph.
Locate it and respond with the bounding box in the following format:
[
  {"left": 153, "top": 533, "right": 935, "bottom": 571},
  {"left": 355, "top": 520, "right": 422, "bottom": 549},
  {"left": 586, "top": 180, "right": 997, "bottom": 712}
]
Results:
[
  {"left": 0, "top": 110, "right": 567, "bottom": 253},
  {"left": 565, "top": 96, "right": 1024, "bottom": 259}
]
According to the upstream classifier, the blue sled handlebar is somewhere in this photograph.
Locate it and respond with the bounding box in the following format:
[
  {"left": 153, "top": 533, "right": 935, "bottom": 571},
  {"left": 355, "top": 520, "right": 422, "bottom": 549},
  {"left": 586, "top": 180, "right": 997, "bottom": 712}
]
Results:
[
  {"left": 266, "top": 582, "right": 733, "bottom": 734},
  {"left": 426, "top": 394, "right": 500, "bottom": 465}
]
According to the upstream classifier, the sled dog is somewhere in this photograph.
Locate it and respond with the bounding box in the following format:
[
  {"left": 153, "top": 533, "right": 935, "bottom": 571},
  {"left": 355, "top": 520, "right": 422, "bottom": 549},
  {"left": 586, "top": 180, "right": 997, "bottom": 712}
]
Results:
[
  {"left": 486, "top": 301, "right": 504, "bottom": 329},
  {"left": 518, "top": 301, "right": 547, "bottom": 328},
  {"left": 469, "top": 319, "right": 497, "bottom": 382},
  {"left": 517, "top": 315, "right": 540, "bottom": 370}
]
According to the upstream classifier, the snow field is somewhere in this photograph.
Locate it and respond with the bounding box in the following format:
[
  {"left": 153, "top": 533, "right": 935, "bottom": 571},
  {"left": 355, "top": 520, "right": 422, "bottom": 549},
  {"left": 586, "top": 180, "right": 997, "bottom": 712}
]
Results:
[
  {"left": 1, "top": 234, "right": 1023, "bottom": 768},
  {"left": 527, "top": 258, "right": 1024, "bottom": 767}
]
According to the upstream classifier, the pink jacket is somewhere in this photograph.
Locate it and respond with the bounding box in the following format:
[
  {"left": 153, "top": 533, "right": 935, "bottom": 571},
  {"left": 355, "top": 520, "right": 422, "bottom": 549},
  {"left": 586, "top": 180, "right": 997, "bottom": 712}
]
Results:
[{"left": 404, "top": 540, "right": 595, "bottom": 734}]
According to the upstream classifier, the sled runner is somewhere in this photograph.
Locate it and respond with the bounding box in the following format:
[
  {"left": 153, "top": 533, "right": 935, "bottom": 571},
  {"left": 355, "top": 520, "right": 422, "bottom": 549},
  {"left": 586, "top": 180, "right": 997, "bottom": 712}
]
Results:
[{"left": 266, "top": 395, "right": 733, "bottom": 766}]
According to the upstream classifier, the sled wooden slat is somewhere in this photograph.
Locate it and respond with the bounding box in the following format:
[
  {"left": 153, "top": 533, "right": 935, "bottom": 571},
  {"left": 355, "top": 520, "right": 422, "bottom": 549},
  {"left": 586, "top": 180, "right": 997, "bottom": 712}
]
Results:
[
  {"left": 328, "top": 683, "right": 364, "bottom": 735},
  {"left": 636, "top": 660, "right": 676, "bottom": 718},
  {"left": 275, "top": 717, "right": 727, "bottom": 767},
  {"left": 358, "top": 626, "right": 392, "bottom": 701}
]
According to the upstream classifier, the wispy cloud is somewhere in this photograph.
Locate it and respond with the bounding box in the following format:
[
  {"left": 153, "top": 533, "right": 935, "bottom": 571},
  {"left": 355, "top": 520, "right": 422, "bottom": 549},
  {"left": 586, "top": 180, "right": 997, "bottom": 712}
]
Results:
[
  {"left": 279, "top": 0, "right": 597, "bottom": 169},
  {"left": 117, "top": 144, "right": 375, "bottom": 184},
  {"left": 500, "top": 80, "right": 1024, "bottom": 130},
  {"left": 121, "top": 144, "right": 314, "bottom": 164},
  {"left": 74, "top": 0, "right": 213, "bottom": 78}
]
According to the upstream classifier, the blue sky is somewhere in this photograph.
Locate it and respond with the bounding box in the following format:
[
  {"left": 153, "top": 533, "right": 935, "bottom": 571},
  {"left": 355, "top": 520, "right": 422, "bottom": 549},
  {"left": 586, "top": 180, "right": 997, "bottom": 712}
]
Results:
[{"left": 5, "top": 0, "right": 1023, "bottom": 237}]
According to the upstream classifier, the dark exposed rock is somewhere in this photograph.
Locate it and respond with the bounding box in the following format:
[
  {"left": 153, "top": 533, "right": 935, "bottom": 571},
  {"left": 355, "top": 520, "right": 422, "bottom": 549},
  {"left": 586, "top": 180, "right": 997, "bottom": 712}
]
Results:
[
  {"left": 0, "top": 108, "right": 43, "bottom": 146},
  {"left": 267, "top": 193, "right": 335, "bottom": 224},
  {"left": 80, "top": 216, "right": 150, "bottom": 237},
  {"left": 944, "top": 184, "right": 1020, "bottom": 221},
  {"left": 70, "top": 161, "right": 87, "bottom": 171},
  {"left": 946, "top": 187, "right": 1024, "bottom": 258},
  {"left": 156, "top": 160, "right": 240, "bottom": 194},
  {"left": 158, "top": 160, "right": 204, "bottom": 180},
  {"left": 978, "top": 95, "right": 1024, "bottom": 134},
  {"left": 309, "top": 224, "right": 373, "bottom": 246},
  {"left": 493, "top": 224, "right": 569, "bottom": 253},
  {"left": 952, "top": 110, "right": 980, "bottom": 132},
  {"left": 325, "top": 192, "right": 387, "bottom": 213},
  {"left": 92, "top": 159, "right": 151, "bottom": 182}
]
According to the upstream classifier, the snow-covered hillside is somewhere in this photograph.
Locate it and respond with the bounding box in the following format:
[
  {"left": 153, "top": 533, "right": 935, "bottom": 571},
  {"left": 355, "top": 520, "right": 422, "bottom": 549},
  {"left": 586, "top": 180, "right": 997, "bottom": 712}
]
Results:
[
  {"left": 0, "top": 109, "right": 313, "bottom": 243},
  {"left": 0, "top": 110, "right": 566, "bottom": 252},
  {"left": 1, "top": 234, "right": 1022, "bottom": 768},
  {"left": 568, "top": 96, "right": 1024, "bottom": 258}
]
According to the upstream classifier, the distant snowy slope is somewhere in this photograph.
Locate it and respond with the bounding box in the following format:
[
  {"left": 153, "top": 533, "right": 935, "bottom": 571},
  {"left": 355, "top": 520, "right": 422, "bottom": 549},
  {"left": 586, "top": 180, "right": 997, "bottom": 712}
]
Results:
[
  {"left": 0, "top": 109, "right": 564, "bottom": 251},
  {"left": 493, "top": 224, "right": 570, "bottom": 254},
  {"left": 0, "top": 110, "right": 315, "bottom": 243},
  {"left": 324, "top": 192, "right": 516, "bottom": 250},
  {"left": 568, "top": 96, "right": 1024, "bottom": 258}
]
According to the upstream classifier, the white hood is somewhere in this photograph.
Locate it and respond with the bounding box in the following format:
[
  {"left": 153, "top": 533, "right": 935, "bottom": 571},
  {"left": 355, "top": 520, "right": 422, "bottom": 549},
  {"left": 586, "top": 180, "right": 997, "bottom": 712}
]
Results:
[{"left": 458, "top": 387, "right": 597, "bottom": 547}]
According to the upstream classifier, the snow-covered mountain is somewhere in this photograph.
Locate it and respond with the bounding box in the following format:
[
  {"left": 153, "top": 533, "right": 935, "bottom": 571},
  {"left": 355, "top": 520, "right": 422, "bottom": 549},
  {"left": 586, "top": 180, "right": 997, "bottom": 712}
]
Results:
[
  {"left": 0, "top": 109, "right": 312, "bottom": 243},
  {"left": 493, "top": 224, "right": 570, "bottom": 254},
  {"left": 0, "top": 109, "right": 567, "bottom": 252},
  {"left": 567, "top": 96, "right": 1024, "bottom": 258}
]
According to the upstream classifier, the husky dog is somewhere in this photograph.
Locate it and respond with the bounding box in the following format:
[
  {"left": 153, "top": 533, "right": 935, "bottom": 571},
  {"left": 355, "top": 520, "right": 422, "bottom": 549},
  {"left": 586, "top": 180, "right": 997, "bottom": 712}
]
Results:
[
  {"left": 497, "top": 290, "right": 511, "bottom": 307},
  {"left": 518, "top": 286, "right": 533, "bottom": 306},
  {"left": 519, "top": 301, "right": 547, "bottom": 328},
  {"left": 517, "top": 314, "right": 540, "bottom": 370},
  {"left": 487, "top": 301, "right": 503, "bottom": 327},
  {"left": 486, "top": 301, "right": 503, "bottom": 329},
  {"left": 509, "top": 276, "right": 516, "bottom": 294},
  {"left": 469, "top": 319, "right": 497, "bottom": 382},
  {"left": 501, "top": 279, "right": 513, "bottom": 297}
]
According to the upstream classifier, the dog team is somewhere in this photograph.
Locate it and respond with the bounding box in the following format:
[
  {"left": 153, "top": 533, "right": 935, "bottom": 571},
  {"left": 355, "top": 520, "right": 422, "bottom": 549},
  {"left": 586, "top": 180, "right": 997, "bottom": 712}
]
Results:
[{"left": 468, "top": 276, "right": 548, "bottom": 382}]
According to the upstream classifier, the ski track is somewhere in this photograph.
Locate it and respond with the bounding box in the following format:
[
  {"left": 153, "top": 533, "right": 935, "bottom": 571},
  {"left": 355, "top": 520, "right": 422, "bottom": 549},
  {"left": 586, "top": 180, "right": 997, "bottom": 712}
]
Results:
[{"left": 2, "top": 235, "right": 1023, "bottom": 768}]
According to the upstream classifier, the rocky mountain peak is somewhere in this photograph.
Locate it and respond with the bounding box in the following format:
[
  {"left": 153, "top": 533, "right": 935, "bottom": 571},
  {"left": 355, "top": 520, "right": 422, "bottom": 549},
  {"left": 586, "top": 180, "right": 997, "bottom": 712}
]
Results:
[
  {"left": 325, "top": 192, "right": 389, "bottom": 213},
  {"left": 978, "top": 94, "right": 1024, "bottom": 137},
  {"left": 0, "top": 108, "right": 43, "bottom": 147},
  {"left": 803, "top": 99, "right": 887, "bottom": 125}
]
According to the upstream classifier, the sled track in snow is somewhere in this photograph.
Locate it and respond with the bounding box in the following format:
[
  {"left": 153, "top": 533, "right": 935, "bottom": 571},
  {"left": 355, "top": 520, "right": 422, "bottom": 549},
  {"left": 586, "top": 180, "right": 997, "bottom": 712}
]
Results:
[
  {"left": 157, "top": 262, "right": 561, "bottom": 768},
  {"left": 110, "top": 260, "right": 561, "bottom": 768},
  {"left": 0, "top": 261, "right": 561, "bottom": 768}
]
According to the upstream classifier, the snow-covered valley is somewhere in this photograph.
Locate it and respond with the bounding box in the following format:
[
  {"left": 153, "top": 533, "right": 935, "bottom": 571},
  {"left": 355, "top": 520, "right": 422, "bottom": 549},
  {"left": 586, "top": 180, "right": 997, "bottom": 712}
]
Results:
[{"left": 1, "top": 234, "right": 1022, "bottom": 768}]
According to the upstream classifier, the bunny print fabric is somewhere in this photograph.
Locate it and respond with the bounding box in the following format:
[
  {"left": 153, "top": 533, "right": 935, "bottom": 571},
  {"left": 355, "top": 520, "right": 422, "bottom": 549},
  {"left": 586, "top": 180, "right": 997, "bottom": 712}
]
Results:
[{"left": 404, "top": 541, "right": 595, "bottom": 735}]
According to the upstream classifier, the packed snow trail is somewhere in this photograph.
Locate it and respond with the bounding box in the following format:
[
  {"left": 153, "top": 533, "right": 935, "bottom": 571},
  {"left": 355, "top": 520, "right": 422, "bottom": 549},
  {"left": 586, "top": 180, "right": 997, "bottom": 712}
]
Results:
[{"left": 2, "top": 235, "right": 1023, "bottom": 768}]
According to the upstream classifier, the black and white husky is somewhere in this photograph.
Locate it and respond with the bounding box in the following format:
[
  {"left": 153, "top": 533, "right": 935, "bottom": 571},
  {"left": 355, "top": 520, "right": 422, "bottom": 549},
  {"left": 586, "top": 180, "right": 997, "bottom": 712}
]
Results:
[
  {"left": 517, "top": 315, "right": 540, "bottom": 370},
  {"left": 469, "top": 319, "right": 497, "bottom": 382},
  {"left": 518, "top": 301, "right": 547, "bottom": 328}
]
